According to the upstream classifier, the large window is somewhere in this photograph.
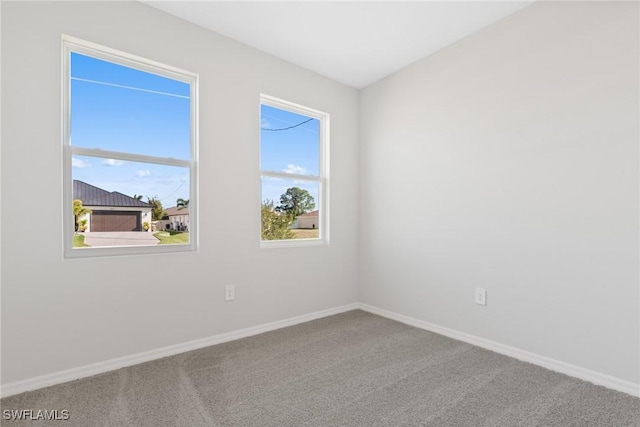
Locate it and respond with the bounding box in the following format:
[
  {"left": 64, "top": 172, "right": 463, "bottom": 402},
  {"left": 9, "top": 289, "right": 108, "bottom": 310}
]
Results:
[
  {"left": 63, "top": 36, "right": 198, "bottom": 257},
  {"left": 260, "top": 95, "right": 329, "bottom": 246}
]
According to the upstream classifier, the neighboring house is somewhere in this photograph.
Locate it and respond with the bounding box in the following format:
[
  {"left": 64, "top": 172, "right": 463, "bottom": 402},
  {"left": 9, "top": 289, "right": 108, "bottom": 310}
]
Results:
[
  {"left": 164, "top": 206, "right": 190, "bottom": 231},
  {"left": 294, "top": 210, "right": 319, "bottom": 229},
  {"left": 73, "top": 180, "right": 153, "bottom": 232}
]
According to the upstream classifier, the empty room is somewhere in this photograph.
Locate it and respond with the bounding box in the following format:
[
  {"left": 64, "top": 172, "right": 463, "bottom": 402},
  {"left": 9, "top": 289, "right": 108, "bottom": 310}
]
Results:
[{"left": 1, "top": 1, "right": 639, "bottom": 425}]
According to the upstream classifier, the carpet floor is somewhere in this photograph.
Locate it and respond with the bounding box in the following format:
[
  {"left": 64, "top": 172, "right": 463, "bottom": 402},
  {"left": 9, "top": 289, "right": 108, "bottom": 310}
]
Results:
[{"left": 1, "top": 310, "right": 639, "bottom": 426}]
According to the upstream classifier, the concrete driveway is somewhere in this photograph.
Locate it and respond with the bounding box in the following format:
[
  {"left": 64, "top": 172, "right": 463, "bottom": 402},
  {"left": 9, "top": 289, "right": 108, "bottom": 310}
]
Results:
[{"left": 82, "top": 231, "right": 159, "bottom": 247}]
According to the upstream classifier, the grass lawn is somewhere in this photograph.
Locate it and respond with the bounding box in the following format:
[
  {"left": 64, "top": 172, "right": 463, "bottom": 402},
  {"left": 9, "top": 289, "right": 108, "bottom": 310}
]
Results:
[
  {"left": 291, "top": 229, "right": 319, "bottom": 239},
  {"left": 73, "top": 234, "right": 90, "bottom": 247},
  {"left": 154, "top": 230, "right": 189, "bottom": 245}
]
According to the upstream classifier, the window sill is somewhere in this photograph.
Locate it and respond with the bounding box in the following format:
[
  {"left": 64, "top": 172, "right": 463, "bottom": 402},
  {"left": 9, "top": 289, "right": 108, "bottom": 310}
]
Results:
[
  {"left": 260, "top": 238, "right": 327, "bottom": 249},
  {"left": 64, "top": 242, "right": 196, "bottom": 259}
]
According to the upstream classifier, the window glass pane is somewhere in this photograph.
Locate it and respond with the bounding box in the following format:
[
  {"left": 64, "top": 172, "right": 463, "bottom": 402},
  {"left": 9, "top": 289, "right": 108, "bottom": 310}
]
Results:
[
  {"left": 261, "top": 177, "right": 319, "bottom": 240},
  {"left": 72, "top": 155, "right": 190, "bottom": 247},
  {"left": 260, "top": 104, "right": 319, "bottom": 176},
  {"left": 70, "top": 52, "right": 191, "bottom": 160}
]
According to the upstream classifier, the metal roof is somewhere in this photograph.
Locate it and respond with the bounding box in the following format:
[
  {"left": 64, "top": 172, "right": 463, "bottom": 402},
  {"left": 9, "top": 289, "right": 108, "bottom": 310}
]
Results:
[{"left": 73, "top": 180, "right": 153, "bottom": 208}]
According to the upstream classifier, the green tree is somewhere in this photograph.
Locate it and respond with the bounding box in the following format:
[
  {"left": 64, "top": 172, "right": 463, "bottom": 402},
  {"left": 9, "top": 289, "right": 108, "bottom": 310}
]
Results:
[
  {"left": 73, "top": 199, "right": 91, "bottom": 232},
  {"left": 261, "top": 200, "right": 295, "bottom": 240},
  {"left": 176, "top": 198, "right": 189, "bottom": 210},
  {"left": 133, "top": 194, "right": 143, "bottom": 201},
  {"left": 277, "top": 187, "right": 316, "bottom": 218},
  {"left": 147, "top": 196, "right": 166, "bottom": 221}
]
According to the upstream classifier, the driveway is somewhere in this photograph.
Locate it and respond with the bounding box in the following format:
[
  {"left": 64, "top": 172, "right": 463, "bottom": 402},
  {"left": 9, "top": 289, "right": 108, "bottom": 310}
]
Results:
[{"left": 82, "top": 231, "right": 159, "bottom": 247}]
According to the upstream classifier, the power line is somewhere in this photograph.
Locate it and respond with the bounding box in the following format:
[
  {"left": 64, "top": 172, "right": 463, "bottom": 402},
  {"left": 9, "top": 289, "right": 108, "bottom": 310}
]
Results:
[
  {"left": 158, "top": 177, "right": 188, "bottom": 205},
  {"left": 262, "top": 113, "right": 318, "bottom": 134},
  {"left": 71, "top": 77, "right": 190, "bottom": 99},
  {"left": 261, "top": 117, "right": 313, "bottom": 132}
]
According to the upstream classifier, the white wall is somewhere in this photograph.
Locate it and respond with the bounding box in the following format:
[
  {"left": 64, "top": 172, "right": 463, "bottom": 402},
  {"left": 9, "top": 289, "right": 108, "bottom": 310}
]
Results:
[
  {"left": 1, "top": 1, "right": 359, "bottom": 385},
  {"left": 2, "top": 0, "right": 638, "bottom": 393},
  {"left": 360, "top": 1, "right": 639, "bottom": 385}
]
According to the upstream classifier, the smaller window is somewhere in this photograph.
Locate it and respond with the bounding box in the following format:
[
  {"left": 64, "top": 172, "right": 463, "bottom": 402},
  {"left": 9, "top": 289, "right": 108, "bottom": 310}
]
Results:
[
  {"left": 260, "top": 95, "right": 329, "bottom": 247},
  {"left": 63, "top": 36, "right": 198, "bottom": 257}
]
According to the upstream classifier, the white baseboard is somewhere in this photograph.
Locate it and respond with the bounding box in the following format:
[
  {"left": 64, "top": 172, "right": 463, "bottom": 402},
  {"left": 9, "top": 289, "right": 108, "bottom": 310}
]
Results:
[
  {"left": 4, "top": 302, "right": 638, "bottom": 399},
  {"left": 357, "top": 303, "right": 640, "bottom": 398},
  {"left": 1, "top": 303, "right": 360, "bottom": 398}
]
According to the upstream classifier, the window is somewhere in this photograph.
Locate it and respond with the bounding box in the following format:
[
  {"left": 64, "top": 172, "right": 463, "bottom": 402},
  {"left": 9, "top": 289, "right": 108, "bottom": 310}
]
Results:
[
  {"left": 63, "top": 36, "right": 198, "bottom": 257},
  {"left": 260, "top": 95, "right": 329, "bottom": 247}
]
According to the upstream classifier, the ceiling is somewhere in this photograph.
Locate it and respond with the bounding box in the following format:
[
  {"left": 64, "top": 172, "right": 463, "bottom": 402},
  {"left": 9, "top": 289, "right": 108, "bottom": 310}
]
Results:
[{"left": 143, "top": 1, "right": 534, "bottom": 89}]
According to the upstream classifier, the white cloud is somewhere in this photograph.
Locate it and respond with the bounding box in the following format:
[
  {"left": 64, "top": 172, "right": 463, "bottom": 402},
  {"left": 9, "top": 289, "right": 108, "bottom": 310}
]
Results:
[
  {"left": 283, "top": 164, "right": 307, "bottom": 175},
  {"left": 261, "top": 118, "right": 271, "bottom": 129},
  {"left": 102, "top": 159, "right": 124, "bottom": 167},
  {"left": 72, "top": 157, "right": 91, "bottom": 168},
  {"left": 136, "top": 170, "right": 151, "bottom": 177}
]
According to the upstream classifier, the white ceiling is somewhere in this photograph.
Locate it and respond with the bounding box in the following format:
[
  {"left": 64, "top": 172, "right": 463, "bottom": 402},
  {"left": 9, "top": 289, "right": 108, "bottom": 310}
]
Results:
[{"left": 144, "top": 1, "right": 534, "bottom": 89}]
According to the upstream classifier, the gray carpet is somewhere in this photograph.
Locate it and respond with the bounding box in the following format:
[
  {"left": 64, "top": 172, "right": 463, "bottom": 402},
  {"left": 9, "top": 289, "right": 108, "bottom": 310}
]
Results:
[{"left": 2, "top": 310, "right": 639, "bottom": 426}]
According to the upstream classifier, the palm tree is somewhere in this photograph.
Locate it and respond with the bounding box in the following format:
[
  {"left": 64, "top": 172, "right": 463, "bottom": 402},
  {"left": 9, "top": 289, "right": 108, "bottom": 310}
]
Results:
[
  {"left": 133, "top": 194, "right": 143, "bottom": 201},
  {"left": 73, "top": 199, "right": 92, "bottom": 232},
  {"left": 176, "top": 198, "right": 189, "bottom": 210}
]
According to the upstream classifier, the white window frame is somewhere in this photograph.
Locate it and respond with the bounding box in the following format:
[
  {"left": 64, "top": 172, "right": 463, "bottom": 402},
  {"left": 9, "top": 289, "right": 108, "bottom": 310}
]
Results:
[
  {"left": 260, "top": 94, "right": 330, "bottom": 248},
  {"left": 62, "top": 35, "right": 199, "bottom": 258}
]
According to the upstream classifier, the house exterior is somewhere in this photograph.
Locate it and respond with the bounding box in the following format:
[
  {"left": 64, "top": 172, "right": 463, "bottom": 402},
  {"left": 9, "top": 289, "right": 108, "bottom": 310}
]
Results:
[
  {"left": 73, "top": 180, "right": 153, "bottom": 232},
  {"left": 163, "top": 206, "right": 189, "bottom": 231},
  {"left": 295, "top": 210, "right": 319, "bottom": 229}
]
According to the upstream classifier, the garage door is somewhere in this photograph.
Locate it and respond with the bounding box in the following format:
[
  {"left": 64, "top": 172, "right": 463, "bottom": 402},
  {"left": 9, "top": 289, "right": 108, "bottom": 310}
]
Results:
[{"left": 91, "top": 211, "right": 141, "bottom": 232}]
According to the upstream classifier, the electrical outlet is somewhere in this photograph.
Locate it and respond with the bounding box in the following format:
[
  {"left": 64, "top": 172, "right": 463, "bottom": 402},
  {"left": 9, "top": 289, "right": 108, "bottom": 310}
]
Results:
[
  {"left": 225, "top": 284, "right": 235, "bottom": 301},
  {"left": 475, "top": 288, "right": 486, "bottom": 306}
]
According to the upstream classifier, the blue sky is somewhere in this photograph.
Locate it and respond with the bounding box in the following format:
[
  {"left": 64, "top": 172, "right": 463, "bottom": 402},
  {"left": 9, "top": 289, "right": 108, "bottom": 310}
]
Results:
[
  {"left": 71, "top": 52, "right": 320, "bottom": 211},
  {"left": 261, "top": 105, "right": 320, "bottom": 210},
  {"left": 71, "top": 52, "right": 191, "bottom": 207}
]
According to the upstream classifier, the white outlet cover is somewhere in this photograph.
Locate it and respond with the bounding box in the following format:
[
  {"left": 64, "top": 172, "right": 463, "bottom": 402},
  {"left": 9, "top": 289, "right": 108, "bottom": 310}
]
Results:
[{"left": 225, "top": 284, "right": 235, "bottom": 301}]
